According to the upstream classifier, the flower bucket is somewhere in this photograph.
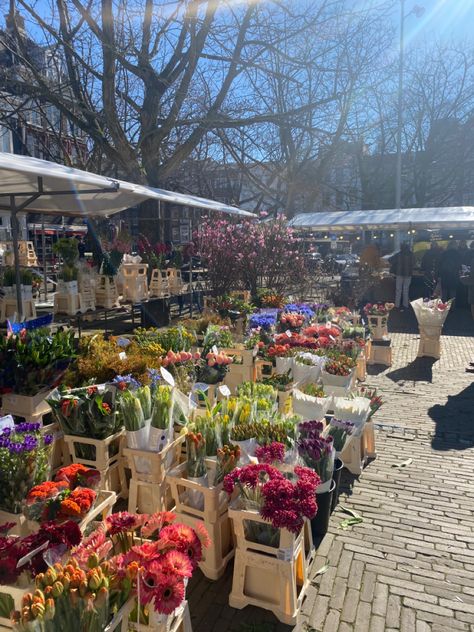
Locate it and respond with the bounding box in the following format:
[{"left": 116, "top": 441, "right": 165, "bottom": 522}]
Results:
[
  {"left": 232, "top": 438, "right": 257, "bottom": 464},
  {"left": 331, "top": 459, "right": 344, "bottom": 512},
  {"left": 126, "top": 426, "right": 150, "bottom": 474},
  {"left": 316, "top": 478, "right": 333, "bottom": 494},
  {"left": 20, "top": 285, "right": 33, "bottom": 299},
  {"left": 292, "top": 362, "right": 320, "bottom": 385},
  {"left": 186, "top": 473, "right": 208, "bottom": 511},
  {"left": 321, "top": 368, "right": 355, "bottom": 389},
  {"left": 149, "top": 426, "right": 172, "bottom": 453},
  {"left": 275, "top": 357, "right": 293, "bottom": 375},
  {"left": 292, "top": 389, "right": 330, "bottom": 421},
  {"left": 311, "top": 479, "right": 335, "bottom": 538}
]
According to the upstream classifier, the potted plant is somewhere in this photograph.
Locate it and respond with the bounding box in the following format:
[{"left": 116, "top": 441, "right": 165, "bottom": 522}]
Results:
[
  {"left": 54, "top": 238, "right": 79, "bottom": 294},
  {"left": 19, "top": 268, "right": 33, "bottom": 299},
  {"left": 2, "top": 266, "right": 16, "bottom": 296}
]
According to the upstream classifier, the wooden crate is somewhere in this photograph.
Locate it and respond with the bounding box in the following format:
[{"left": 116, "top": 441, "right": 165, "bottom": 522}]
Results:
[
  {"left": 122, "top": 263, "right": 149, "bottom": 303},
  {"left": 356, "top": 352, "right": 367, "bottom": 381},
  {"left": 0, "top": 298, "right": 36, "bottom": 323},
  {"left": 167, "top": 459, "right": 229, "bottom": 524},
  {"left": 26, "top": 490, "right": 117, "bottom": 535},
  {"left": 63, "top": 431, "right": 128, "bottom": 498},
  {"left": 339, "top": 421, "right": 376, "bottom": 475},
  {"left": 367, "top": 314, "right": 388, "bottom": 340},
  {"left": 149, "top": 269, "right": 171, "bottom": 298},
  {"left": 95, "top": 276, "right": 119, "bottom": 308},
  {"left": 1, "top": 390, "right": 52, "bottom": 420},
  {"left": 173, "top": 509, "right": 234, "bottom": 581},
  {"left": 228, "top": 505, "right": 309, "bottom": 625},
  {"left": 367, "top": 343, "right": 392, "bottom": 367},
  {"left": 123, "top": 434, "right": 185, "bottom": 514},
  {"left": 104, "top": 598, "right": 135, "bottom": 632},
  {"left": 54, "top": 292, "right": 84, "bottom": 316}
]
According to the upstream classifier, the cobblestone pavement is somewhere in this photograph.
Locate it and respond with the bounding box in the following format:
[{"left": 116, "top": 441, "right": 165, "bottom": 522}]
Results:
[{"left": 188, "top": 308, "right": 474, "bottom": 632}]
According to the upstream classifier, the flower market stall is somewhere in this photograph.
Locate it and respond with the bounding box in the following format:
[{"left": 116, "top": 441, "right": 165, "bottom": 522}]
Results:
[{"left": 0, "top": 286, "right": 394, "bottom": 629}]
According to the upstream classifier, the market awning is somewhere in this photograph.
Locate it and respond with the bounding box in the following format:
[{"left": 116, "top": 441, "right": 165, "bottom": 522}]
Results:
[
  {"left": 289, "top": 207, "right": 474, "bottom": 231},
  {"left": 0, "top": 153, "right": 256, "bottom": 217}
]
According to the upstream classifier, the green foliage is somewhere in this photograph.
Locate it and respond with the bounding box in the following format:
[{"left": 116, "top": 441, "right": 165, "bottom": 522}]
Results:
[{"left": 53, "top": 237, "right": 79, "bottom": 267}]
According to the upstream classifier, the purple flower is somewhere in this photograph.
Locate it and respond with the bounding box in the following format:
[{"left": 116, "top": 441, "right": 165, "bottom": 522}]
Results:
[{"left": 43, "top": 434, "right": 54, "bottom": 446}]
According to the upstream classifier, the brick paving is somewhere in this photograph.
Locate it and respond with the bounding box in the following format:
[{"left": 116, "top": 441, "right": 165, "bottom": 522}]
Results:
[{"left": 188, "top": 308, "right": 474, "bottom": 632}]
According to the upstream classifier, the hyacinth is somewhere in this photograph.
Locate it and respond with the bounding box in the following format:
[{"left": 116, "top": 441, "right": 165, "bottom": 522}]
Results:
[
  {"left": 249, "top": 313, "right": 277, "bottom": 331},
  {"left": 284, "top": 303, "right": 315, "bottom": 319},
  {"left": 255, "top": 442, "right": 286, "bottom": 464}
]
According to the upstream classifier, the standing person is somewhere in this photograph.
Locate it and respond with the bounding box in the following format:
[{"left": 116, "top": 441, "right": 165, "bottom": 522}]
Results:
[
  {"left": 391, "top": 242, "right": 414, "bottom": 311},
  {"left": 420, "top": 242, "right": 441, "bottom": 298},
  {"left": 438, "top": 241, "right": 462, "bottom": 303}
]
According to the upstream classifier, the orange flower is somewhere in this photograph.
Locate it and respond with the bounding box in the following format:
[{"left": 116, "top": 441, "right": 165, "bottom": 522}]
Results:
[{"left": 59, "top": 499, "right": 82, "bottom": 518}]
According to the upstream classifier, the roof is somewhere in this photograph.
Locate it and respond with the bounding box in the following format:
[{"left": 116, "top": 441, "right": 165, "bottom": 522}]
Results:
[
  {"left": 0, "top": 153, "right": 256, "bottom": 217},
  {"left": 289, "top": 207, "right": 474, "bottom": 231}
]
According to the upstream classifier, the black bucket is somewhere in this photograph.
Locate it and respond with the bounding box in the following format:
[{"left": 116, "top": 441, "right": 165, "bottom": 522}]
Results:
[
  {"left": 331, "top": 459, "right": 344, "bottom": 512},
  {"left": 311, "top": 479, "right": 336, "bottom": 538}
]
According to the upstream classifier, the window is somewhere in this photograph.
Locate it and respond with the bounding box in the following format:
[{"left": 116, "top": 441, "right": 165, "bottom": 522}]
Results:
[{"left": 0, "top": 127, "right": 12, "bottom": 153}]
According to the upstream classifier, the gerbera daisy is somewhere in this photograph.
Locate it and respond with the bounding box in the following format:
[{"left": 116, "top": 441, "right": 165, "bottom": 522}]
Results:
[
  {"left": 152, "top": 576, "right": 185, "bottom": 615},
  {"left": 160, "top": 550, "right": 193, "bottom": 579}
]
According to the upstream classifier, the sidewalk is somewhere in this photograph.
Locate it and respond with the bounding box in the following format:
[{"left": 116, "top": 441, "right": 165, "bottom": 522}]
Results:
[{"left": 188, "top": 309, "right": 474, "bottom": 632}]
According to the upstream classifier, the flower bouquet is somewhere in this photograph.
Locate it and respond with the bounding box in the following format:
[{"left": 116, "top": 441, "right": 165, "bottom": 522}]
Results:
[
  {"left": 261, "top": 371, "right": 293, "bottom": 393},
  {"left": 196, "top": 351, "right": 233, "bottom": 385},
  {"left": 248, "top": 312, "right": 278, "bottom": 332},
  {"left": 0, "top": 329, "right": 75, "bottom": 397},
  {"left": 255, "top": 441, "right": 286, "bottom": 466},
  {"left": 297, "top": 425, "right": 335, "bottom": 492},
  {"left": 24, "top": 479, "right": 97, "bottom": 524},
  {"left": 0, "top": 519, "right": 81, "bottom": 593},
  {"left": 283, "top": 303, "right": 315, "bottom": 321},
  {"left": 321, "top": 356, "right": 356, "bottom": 388},
  {"left": 355, "top": 387, "right": 383, "bottom": 419},
  {"left": 0, "top": 423, "right": 54, "bottom": 514},
  {"left": 224, "top": 463, "right": 318, "bottom": 546},
  {"left": 292, "top": 382, "right": 330, "bottom": 421},
  {"left": 323, "top": 419, "right": 355, "bottom": 453},
  {"left": 410, "top": 298, "right": 452, "bottom": 334},
  {"left": 150, "top": 385, "right": 175, "bottom": 453},
  {"left": 293, "top": 352, "right": 326, "bottom": 385},
  {"left": 214, "top": 444, "right": 241, "bottom": 486},
  {"left": 48, "top": 385, "right": 122, "bottom": 461},
  {"left": 185, "top": 432, "right": 208, "bottom": 509},
  {"left": 363, "top": 302, "right": 394, "bottom": 317},
  {"left": 279, "top": 312, "right": 306, "bottom": 331},
  {"left": 331, "top": 396, "right": 371, "bottom": 427}
]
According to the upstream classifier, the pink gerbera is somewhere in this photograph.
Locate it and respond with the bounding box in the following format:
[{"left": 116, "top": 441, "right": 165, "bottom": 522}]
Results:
[
  {"left": 193, "top": 521, "right": 211, "bottom": 550},
  {"left": 141, "top": 511, "right": 176, "bottom": 538},
  {"left": 152, "top": 576, "right": 185, "bottom": 615},
  {"left": 158, "top": 524, "right": 203, "bottom": 569},
  {"left": 106, "top": 511, "right": 140, "bottom": 535},
  {"left": 160, "top": 550, "right": 193, "bottom": 578}
]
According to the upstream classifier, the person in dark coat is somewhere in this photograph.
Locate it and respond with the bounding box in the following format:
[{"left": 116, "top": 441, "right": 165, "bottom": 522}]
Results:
[
  {"left": 438, "top": 241, "right": 462, "bottom": 303},
  {"left": 420, "top": 242, "right": 441, "bottom": 298},
  {"left": 391, "top": 242, "right": 414, "bottom": 310}
]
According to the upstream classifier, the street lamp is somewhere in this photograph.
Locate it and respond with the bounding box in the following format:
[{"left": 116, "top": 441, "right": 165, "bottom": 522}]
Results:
[{"left": 395, "top": 1, "right": 425, "bottom": 247}]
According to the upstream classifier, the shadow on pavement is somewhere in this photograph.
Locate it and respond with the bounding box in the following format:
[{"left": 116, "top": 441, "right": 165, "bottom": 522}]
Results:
[
  {"left": 387, "top": 306, "right": 473, "bottom": 336},
  {"left": 428, "top": 381, "right": 474, "bottom": 450},
  {"left": 385, "top": 357, "right": 437, "bottom": 384}
]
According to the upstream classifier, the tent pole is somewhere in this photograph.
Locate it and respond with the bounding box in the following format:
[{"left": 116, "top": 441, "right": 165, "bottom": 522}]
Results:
[
  {"left": 189, "top": 215, "right": 193, "bottom": 318},
  {"left": 10, "top": 196, "right": 23, "bottom": 321},
  {"left": 41, "top": 214, "right": 48, "bottom": 301}
]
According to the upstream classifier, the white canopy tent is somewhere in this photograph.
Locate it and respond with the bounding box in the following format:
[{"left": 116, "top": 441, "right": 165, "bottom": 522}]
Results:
[
  {"left": 289, "top": 207, "right": 474, "bottom": 231},
  {"left": 0, "top": 152, "right": 255, "bottom": 318}
]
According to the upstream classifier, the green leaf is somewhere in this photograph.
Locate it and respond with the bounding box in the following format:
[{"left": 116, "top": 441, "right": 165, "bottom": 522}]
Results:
[
  {"left": 0, "top": 592, "right": 14, "bottom": 619},
  {"left": 340, "top": 506, "right": 361, "bottom": 519},
  {"left": 314, "top": 563, "right": 329, "bottom": 576},
  {"left": 391, "top": 458, "right": 413, "bottom": 468},
  {"left": 339, "top": 516, "right": 364, "bottom": 530}
]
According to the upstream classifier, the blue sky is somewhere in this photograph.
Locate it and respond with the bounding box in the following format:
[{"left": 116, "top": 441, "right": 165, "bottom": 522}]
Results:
[{"left": 393, "top": 0, "right": 474, "bottom": 44}]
